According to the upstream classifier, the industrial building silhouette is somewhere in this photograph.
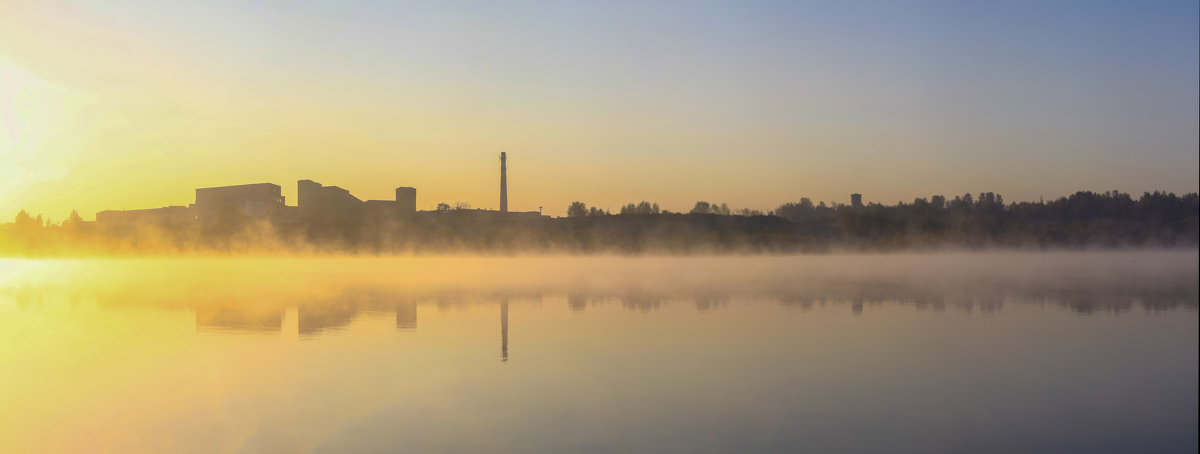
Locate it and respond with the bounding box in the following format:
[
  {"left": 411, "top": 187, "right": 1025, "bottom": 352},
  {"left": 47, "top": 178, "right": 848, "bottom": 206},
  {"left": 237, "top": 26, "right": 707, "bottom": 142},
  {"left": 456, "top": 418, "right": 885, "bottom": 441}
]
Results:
[{"left": 97, "top": 153, "right": 545, "bottom": 228}]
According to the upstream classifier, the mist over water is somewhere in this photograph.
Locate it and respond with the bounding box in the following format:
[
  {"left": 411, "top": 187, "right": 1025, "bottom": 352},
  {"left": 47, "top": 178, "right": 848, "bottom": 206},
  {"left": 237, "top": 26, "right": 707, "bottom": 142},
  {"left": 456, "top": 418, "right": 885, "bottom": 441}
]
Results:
[
  {"left": 4, "top": 0, "right": 1197, "bottom": 451},
  {"left": 1, "top": 251, "right": 1196, "bottom": 453}
]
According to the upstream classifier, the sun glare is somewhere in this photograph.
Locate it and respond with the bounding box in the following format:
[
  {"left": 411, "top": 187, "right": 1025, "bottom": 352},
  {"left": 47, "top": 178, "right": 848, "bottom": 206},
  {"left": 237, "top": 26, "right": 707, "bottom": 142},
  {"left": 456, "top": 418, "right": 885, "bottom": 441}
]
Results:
[{"left": 0, "top": 59, "right": 70, "bottom": 212}]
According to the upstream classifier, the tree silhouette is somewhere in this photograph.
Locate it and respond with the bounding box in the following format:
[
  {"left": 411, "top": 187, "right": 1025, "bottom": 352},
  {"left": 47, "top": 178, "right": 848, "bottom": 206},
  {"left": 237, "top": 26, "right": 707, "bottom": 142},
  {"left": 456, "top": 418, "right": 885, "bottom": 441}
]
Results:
[{"left": 567, "top": 201, "right": 588, "bottom": 218}]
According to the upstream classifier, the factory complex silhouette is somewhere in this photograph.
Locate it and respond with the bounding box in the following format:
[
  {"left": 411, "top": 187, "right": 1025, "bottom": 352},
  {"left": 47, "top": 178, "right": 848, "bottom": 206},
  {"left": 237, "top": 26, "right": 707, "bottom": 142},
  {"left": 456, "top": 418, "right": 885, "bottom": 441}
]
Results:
[
  {"left": 97, "top": 152, "right": 546, "bottom": 229},
  {"left": 2, "top": 152, "right": 1197, "bottom": 255}
]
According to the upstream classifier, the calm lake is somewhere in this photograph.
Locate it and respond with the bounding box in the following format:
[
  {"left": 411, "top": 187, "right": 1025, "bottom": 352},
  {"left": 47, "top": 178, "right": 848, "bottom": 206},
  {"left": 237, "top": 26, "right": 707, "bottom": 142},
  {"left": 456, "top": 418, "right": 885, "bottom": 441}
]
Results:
[{"left": 1, "top": 252, "right": 1196, "bottom": 453}]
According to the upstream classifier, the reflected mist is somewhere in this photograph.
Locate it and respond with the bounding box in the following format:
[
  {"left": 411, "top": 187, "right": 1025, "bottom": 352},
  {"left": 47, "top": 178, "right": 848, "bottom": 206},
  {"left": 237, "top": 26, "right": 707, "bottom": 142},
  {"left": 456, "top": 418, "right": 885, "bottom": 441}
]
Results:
[{"left": 0, "top": 252, "right": 1196, "bottom": 453}]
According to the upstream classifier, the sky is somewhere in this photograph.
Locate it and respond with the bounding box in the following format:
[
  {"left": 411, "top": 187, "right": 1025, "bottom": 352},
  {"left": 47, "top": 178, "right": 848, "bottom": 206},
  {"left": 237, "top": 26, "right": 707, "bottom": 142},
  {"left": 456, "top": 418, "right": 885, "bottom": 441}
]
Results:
[{"left": 1, "top": 0, "right": 1197, "bottom": 220}]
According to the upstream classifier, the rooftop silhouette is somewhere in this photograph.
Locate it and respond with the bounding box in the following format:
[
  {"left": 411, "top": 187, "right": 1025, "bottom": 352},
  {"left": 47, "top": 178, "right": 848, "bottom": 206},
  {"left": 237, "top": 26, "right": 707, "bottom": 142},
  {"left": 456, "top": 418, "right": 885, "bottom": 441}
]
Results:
[{"left": 96, "top": 154, "right": 547, "bottom": 231}]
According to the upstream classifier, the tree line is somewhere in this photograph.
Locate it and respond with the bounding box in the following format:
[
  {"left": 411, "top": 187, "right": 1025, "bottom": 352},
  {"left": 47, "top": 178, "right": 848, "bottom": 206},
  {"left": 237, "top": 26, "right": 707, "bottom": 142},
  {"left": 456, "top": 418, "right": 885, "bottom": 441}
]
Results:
[
  {"left": 1, "top": 190, "right": 1196, "bottom": 255},
  {"left": 565, "top": 190, "right": 1197, "bottom": 249}
]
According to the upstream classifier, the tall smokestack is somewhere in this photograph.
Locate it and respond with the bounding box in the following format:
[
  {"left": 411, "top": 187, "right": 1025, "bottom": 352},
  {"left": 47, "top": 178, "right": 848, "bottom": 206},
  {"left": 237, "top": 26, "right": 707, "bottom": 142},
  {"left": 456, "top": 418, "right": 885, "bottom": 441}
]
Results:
[{"left": 500, "top": 152, "right": 508, "bottom": 213}]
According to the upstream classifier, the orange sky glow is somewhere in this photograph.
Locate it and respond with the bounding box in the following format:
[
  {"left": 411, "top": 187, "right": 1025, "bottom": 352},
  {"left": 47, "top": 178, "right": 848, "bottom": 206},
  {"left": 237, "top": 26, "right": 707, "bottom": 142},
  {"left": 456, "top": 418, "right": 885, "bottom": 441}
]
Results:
[{"left": 2, "top": 1, "right": 1197, "bottom": 220}]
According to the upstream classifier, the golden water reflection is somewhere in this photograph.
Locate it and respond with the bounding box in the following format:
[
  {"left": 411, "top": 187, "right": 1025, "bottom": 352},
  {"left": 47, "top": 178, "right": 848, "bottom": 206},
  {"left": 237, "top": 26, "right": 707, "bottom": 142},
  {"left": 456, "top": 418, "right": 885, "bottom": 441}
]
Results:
[{"left": 0, "top": 253, "right": 1196, "bottom": 453}]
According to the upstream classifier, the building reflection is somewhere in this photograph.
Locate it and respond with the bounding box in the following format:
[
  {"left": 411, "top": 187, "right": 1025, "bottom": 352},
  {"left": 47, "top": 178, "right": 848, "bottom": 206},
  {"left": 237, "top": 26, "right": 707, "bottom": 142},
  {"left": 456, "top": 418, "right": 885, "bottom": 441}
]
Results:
[
  {"left": 568, "top": 294, "right": 587, "bottom": 312},
  {"left": 61, "top": 273, "right": 1196, "bottom": 341},
  {"left": 5, "top": 256, "right": 1190, "bottom": 373},
  {"left": 622, "top": 292, "right": 664, "bottom": 312},
  {"left": 396, "top": 302, "right": 417, "bottom": 331},
  {"left": 694, "top": 295, "right": 728, "bottom": 312},
  {"left": 195, "top": 305, "right": 284, "bottom": 333},
  {"left": 299, "top": 300, "right": 359, "bottom": 336}
]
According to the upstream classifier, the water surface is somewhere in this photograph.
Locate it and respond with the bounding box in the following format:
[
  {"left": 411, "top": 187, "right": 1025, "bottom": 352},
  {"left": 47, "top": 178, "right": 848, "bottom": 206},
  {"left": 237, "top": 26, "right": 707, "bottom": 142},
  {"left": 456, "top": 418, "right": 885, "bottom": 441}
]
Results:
[{"left": 1, "top": 252, "right": 1196, "bottom": 453}]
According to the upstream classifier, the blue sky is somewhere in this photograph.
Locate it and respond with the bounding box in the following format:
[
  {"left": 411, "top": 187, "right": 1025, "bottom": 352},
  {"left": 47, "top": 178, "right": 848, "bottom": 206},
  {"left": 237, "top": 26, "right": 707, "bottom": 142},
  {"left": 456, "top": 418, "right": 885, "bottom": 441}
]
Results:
[{"left": 2, "top": 0, "right": 1197, "bottom": 217}]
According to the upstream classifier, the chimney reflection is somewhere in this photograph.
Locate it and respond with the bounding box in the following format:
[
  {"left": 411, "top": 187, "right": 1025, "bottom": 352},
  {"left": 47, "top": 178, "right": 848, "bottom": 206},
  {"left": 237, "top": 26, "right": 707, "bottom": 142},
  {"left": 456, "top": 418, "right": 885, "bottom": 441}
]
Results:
[{"left": 500, "top": 298, "right": 509, "bottom": 362}]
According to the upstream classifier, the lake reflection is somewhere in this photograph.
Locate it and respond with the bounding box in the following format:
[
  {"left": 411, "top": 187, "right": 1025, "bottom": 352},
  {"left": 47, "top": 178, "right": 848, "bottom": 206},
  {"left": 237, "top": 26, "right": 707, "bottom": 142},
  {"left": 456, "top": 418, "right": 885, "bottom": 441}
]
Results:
[{"left": 0, "top": 252, "right": 1197, "bottom": 453}]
